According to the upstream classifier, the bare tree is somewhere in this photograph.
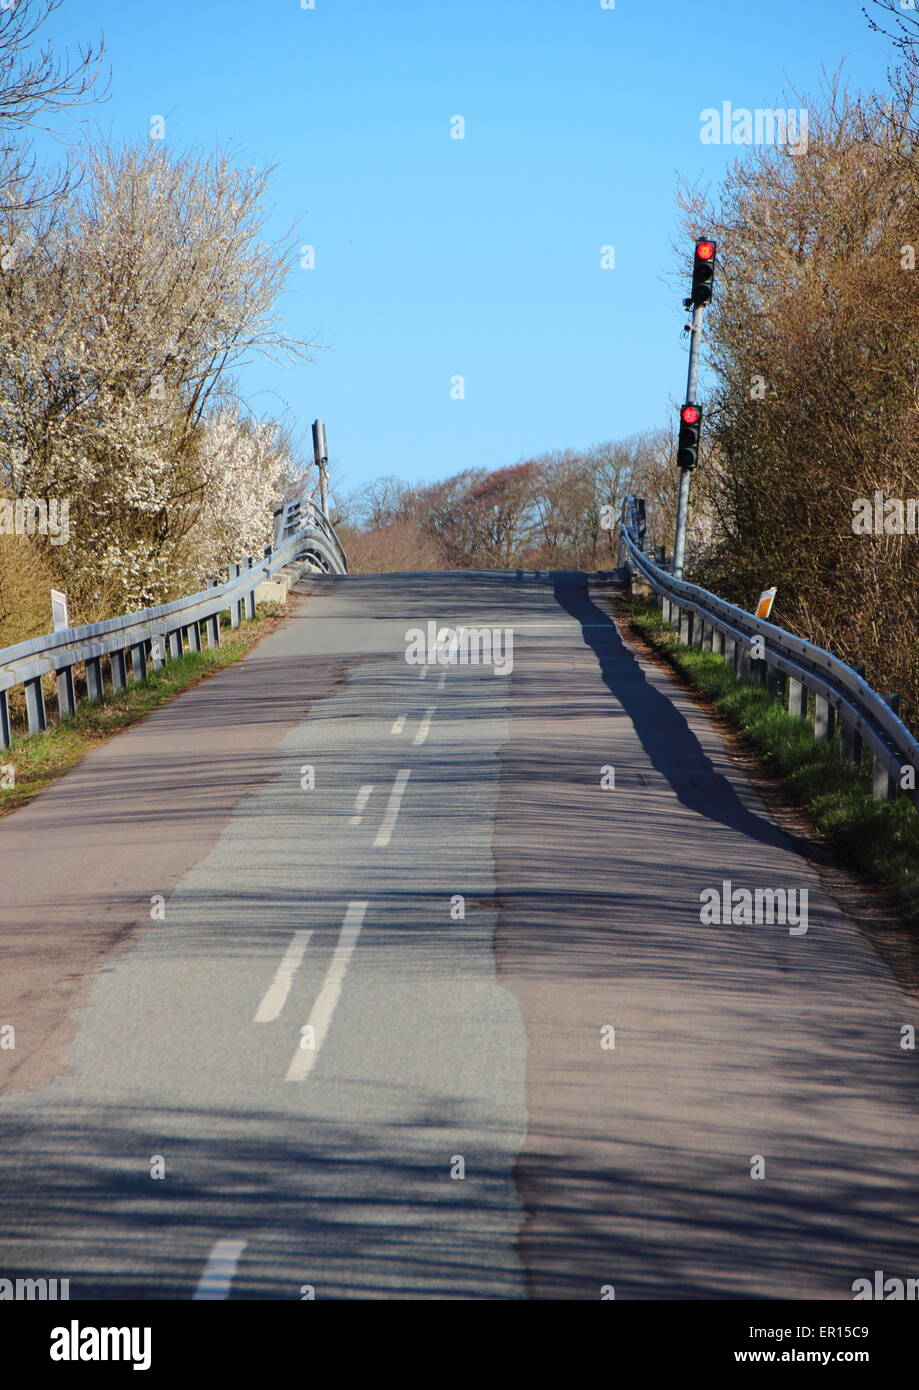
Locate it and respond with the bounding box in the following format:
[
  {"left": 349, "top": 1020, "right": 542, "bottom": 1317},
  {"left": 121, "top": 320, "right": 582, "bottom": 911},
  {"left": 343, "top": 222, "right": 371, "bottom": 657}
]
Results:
[
  {"left": 423, "top": 463, "right": 540, "bottom": 568},
  {"left": 864, "top": 0, "right": 919, "bottom": 60},
  {"left": 0, "top": 0, "right": 106, "bottom": 211}
]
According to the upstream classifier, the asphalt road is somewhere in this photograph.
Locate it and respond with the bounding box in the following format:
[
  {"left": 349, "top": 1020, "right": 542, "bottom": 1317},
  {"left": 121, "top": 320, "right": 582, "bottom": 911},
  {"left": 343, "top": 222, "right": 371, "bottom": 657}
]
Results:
[{"left": 0, "top": 570, "right": 916, "bottom": 1299}]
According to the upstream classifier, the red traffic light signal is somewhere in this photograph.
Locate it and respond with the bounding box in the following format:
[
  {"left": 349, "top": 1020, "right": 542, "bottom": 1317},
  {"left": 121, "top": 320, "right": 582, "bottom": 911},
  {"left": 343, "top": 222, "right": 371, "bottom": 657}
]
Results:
[
  {"left": 690, "top": 238, "right": 717, "bottom": 306},
  {"left": 677, "top": 402, "right": 702, "bottom": 469}
]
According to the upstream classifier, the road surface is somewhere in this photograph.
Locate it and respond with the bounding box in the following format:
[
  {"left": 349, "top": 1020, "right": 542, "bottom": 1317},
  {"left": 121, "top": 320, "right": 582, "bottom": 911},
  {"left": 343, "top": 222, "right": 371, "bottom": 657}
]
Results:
[{"left": 0, "top": 570, "right": 916, "bottom": 1299}]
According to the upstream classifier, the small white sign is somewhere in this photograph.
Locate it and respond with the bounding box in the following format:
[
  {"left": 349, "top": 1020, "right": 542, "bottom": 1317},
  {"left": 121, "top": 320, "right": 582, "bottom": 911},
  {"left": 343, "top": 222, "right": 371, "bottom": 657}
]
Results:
[{"left": 51, "top": 588, "right": 69, "bottom": 632}]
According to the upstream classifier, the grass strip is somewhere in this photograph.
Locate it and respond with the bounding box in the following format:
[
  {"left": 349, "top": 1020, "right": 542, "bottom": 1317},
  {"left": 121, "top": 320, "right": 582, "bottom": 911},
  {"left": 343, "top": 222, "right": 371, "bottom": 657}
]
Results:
[{"left": 0, "top": 604, "right": 284, "bottom": 819}]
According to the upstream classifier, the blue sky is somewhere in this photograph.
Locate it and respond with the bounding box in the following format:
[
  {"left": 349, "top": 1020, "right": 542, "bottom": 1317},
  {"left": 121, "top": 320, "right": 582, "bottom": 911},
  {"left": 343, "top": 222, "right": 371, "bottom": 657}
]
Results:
[{"left": 37, "top": 0, "right": 896, "bottom": 495}]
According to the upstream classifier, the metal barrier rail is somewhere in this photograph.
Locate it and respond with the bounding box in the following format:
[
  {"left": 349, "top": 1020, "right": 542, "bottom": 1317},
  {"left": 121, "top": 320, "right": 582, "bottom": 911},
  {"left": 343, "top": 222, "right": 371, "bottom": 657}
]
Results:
[
  {"left": 618, "top": 497, "right": 919, "bottom": 809},
  {"left": 0, "top": 496, "right": 347, "bottom": 748},
  {"left": 273, "top": 496, "right": 349, "bottom": 573}
]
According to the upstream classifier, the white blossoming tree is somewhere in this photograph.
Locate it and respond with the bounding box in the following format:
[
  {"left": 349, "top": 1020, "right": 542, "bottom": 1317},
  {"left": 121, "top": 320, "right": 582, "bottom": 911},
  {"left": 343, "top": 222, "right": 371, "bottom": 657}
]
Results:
[
  {"left": 0, "top": 140, "right": 311, "bottom": 616},
  {"left": 181, "top": 406, "right": 301, "bottom": 584}
]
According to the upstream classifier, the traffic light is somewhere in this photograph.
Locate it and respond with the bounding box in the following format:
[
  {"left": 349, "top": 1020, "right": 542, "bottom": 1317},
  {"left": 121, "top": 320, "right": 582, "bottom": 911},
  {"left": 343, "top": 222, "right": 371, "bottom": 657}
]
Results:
[
  {"left": 689, "top": 238, "right": 716, "bottom": 306},
  {"left": 677, "top": 402, "right": 702, "bottom": 469}
]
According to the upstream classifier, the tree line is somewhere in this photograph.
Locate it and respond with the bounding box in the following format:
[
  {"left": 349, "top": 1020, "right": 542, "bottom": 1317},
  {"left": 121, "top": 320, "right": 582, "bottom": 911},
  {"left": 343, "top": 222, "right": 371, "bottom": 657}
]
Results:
[{"left": 337, "top": 431, "right": 692, "bottom": 574}]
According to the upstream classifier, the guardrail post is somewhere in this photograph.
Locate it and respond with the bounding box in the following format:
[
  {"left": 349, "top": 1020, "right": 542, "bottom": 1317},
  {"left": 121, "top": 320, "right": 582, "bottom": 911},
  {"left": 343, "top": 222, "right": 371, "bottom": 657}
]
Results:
[
  {"left": 786, "top": 676, "right": 807, "bottom": 718},
  {"left": 766, "top": 665, "right": 783, "bottom": 699},
  {"left": 86, "top": 657, "right": 104, "bottom": 702},
  {"left": 56, "top": 666, "right": 76, "bottom": 719},
  {"left": 229, "top": 563, "right": 242, "bottom": 629},
  {"left": 679, "top": 608, "right": 691, "bottom": 644},
  {"left": 839, "top": 715, "right": 862, "bottom": 767},
  {"left": 872, "top": 757, "right": 894, "bottom": 800},
  {"left": 168, "top": 630, "right": 183, "bottom": 660},
  {"left": 207, "top": 580, "right": 221, "bottom": 647},
  {"left": 737, "top": 642, "right": 752, "bottom": 682},
  {"left": 149, "top": 636, "right": 165, "bottom": 670},
  {"left": 813, "top": 694, "right": 835, "bottom": 741},
  {"left": 131, "top": 643, "right": 148, "bottom": 682},
  {"left": 724, "top": 634, "right": 736, "bottom": 669},
  {"left": 245, "top": 557, "right": 257, "bottom": 619},
  {"left": 701, "top": 621, "right": 713, "bottom": 652},
  {"left": 24, "top": 677, "right": 46, "bottom": 734},
  {"left": 185, "top": 622, "right": 202, "bottom": 653},
  {"left": 110, "top": 649, "right": 127, "bottom": 691},
  {"left": 0, "top": 689, "right": 11, "bottom": 748}
]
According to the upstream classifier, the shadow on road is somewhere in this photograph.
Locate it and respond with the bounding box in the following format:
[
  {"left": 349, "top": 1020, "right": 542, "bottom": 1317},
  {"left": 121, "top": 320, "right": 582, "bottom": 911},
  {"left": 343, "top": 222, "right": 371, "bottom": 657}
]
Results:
[{"left": 552, "top": 573, "right": 792, "bottom": 855}]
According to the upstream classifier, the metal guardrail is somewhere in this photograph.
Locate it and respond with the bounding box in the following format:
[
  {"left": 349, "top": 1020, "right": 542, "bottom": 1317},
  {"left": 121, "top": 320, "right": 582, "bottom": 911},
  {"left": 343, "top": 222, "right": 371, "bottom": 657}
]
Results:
[
  {"left": 273, "top": 495, "right": 348, "bottom": 574},
  {"left": 0, "top": 495, "right": 347, "bottom": 749},
  {"left": 618, "top": 496, "right": 919, "bottom": 809}
]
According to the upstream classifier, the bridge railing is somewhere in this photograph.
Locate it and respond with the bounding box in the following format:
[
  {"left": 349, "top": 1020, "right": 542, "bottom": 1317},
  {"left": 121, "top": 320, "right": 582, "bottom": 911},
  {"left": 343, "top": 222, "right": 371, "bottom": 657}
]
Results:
[
  {"left": 618, "top": 496, "right": 919, "bottom": 810},
  {"left": 273, "top": 496, "right": 349, "bottom": 574},
  {"left": 0, "top": 496, "right": 347, "bottom": 749}
]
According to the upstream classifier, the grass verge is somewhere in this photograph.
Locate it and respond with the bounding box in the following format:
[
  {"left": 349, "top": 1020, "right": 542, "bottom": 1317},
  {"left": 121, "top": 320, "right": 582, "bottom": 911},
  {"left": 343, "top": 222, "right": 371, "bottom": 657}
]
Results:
[
  {"left": 623, "top": 598, "right": 919, "bottom": 923},
  {"left": 0, "top": 603, "right": 285, "bottom": 819}
]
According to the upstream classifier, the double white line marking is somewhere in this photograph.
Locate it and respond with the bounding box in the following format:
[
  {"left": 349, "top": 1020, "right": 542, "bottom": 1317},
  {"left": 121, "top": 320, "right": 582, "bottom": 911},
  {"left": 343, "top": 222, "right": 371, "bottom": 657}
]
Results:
[
  {"left": 413, "top": 707, "right": 435, "bottom": 746},
  {"left": 391, "top": 707, "right": 436, "bottom": 743},
  {"left": 273, "top": 680, "right": 433, "bottom": 1082},
  {"left": 194, "top": 1240, "right": 247, "bottom": 1300},
  {"left": 350, "top": 784, "right": 374, "bottom": 825},
  {"left": 373, "top": 769, "right": 411, "bottom": 848},
  {"left": 254, "top": 930, "right": 312, "bottom": 1023},
  {"left": 253, "top": 905, "right": 369, "bottom": 1082},
  {"left": 285, "top": 901, "right": 368, "bottom": 1082}
]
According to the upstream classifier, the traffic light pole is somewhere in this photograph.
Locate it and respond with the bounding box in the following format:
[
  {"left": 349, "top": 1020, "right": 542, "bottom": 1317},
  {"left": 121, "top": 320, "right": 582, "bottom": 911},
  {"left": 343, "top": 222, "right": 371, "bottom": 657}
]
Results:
[
  {"left": 672, "top": 300, "right": 705, "bottom": 580},
  {"left": 312, "top": 418, "right": 329, "bottom": 519}
]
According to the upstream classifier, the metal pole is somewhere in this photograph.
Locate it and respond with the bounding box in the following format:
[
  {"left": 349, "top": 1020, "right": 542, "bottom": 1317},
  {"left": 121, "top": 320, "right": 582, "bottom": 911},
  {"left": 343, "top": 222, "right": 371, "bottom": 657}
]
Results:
[
  {"left": 312, "top": 419, "right": 329, "bottom": 519},
  {"left": 672, "top": 301, "right": 705, "bottom": 579}
]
